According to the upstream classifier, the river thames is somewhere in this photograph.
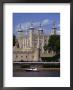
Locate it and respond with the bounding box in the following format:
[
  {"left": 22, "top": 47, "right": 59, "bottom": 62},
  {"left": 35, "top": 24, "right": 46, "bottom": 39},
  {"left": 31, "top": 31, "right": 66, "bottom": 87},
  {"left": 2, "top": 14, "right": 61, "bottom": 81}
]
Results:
[{"left": 13, "top": 68, "right": 60, "bottom": 77}]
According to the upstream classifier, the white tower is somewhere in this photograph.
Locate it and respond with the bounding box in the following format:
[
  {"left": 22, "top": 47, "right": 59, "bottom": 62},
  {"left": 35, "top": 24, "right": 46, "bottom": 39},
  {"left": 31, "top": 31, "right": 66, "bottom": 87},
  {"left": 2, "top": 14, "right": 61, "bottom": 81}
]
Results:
[
  {"left": 51, "top": 21, "right": 57, "bottom": 35},
  {"left": 17, "top": 24, "right": 24, "bottom": 48},
  {"left": 29, "top": 23, "right": 34, "bottom": 48}
]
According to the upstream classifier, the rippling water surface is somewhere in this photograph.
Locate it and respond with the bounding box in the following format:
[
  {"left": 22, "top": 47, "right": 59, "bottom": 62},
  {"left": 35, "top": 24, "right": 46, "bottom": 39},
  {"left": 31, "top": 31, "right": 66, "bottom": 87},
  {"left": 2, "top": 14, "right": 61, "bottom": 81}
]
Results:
[{"left": 13, "top": 70, "right": 60, "bottom": 77}]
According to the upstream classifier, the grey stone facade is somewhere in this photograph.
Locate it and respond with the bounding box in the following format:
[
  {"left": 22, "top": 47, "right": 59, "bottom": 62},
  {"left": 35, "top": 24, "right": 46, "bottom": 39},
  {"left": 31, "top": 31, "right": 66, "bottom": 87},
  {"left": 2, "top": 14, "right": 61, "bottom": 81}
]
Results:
[{"left": 13, "top": 22, "right": 56, "bottom": 62}]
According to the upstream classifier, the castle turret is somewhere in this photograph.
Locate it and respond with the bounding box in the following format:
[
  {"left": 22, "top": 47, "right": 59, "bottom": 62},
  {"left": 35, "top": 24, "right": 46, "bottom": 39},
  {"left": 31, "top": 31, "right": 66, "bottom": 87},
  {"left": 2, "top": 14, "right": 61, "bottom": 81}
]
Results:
[
  {"left": 29, "top": 23, "right": 34, "bottom": 48},
  {"left": 51, "top": 21, "right": 57, "bottom": 35},
  {"left": 17, "top": 24, "right": 24, "bottom": 48},
  {"left": 38, "top": 23, "right": 43, "bottom": 35}
]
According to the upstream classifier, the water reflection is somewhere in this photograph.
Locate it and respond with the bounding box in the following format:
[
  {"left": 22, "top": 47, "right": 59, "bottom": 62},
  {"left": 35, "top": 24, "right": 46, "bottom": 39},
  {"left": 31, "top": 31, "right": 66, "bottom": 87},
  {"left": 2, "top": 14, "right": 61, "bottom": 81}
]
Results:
[{"left": 13, "top": 70, "right": 60, "bottom": 77}]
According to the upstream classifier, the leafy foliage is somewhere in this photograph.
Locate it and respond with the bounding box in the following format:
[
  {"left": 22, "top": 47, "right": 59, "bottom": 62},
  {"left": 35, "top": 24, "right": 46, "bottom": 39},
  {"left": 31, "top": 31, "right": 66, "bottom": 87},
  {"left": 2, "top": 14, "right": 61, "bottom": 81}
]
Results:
[
  {"left": 48, "top": 35, "right": 60, "bottom": 53},
  {"left": 41, "top": 54, "right": 60, "bottom": 62},
  {"left": 13, "top": 34, "right": 16, "bottom": 46},
  {"left": 43, "top": 44, "right": 48, "bottom": 51}
]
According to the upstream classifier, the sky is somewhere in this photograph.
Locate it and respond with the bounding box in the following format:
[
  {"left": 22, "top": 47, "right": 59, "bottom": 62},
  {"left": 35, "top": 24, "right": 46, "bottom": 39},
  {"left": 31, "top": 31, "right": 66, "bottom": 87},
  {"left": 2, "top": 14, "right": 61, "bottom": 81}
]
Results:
[{"left": 13, "top": 13, "right": 60, "bottom": 36}]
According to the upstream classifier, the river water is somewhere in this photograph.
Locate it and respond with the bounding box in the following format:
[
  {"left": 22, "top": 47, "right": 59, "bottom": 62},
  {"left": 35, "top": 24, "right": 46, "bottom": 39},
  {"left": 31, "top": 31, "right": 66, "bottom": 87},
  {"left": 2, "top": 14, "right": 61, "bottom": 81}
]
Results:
[{"left": 13, "top": 70, "right": 60, "bottom": 77}]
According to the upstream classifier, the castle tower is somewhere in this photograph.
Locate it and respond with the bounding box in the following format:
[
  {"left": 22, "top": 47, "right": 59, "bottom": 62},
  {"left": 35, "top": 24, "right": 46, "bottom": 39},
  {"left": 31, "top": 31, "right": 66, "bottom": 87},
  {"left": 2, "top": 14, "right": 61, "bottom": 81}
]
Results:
[
  {"left": 38, "top": 23, "right": 44, "bottom": 54},
  {"left": 17, "top": 24, "right": 24, "bottom": 48},
  {"left": 38, "top": 23, "right": 43, "bottom": 35},
  {"left": 37, "top": 23, "right": 43, "bottom": 48},
  {"left": 51, "top": 21, "right": 57, "bottom": 35},
  {"left": 29, "top": 23, "right": 34, "bottom": 48},
  {"left": 24, "top": 28, "right": 29, "bottom": 48}
]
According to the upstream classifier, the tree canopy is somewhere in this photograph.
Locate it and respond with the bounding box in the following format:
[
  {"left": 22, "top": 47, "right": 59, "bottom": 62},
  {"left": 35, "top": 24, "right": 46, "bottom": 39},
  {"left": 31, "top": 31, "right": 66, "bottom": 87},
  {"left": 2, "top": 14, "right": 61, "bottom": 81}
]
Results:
[
  {"left": 13, "top": 34, "right": 16, "bottom": 46},
  {"left": 43, "top": 35, "right": 60, "bottom": 54},
  {"left": 48, "top": 35, "right": 60, "bottom": 54}
]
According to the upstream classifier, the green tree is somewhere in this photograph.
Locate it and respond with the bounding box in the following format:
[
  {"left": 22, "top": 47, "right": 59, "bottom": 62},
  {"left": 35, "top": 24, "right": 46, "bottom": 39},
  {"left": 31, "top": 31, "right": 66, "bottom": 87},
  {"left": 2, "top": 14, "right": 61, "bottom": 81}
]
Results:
[
  {"left": 48, "top": 35, "right": 60, "bottom": 54},
  {"left": 13, "top": 34, "right": 16, "bottom": 46},
  {"left": 43, "top": 44, "right": 48, "bottom": 51}
]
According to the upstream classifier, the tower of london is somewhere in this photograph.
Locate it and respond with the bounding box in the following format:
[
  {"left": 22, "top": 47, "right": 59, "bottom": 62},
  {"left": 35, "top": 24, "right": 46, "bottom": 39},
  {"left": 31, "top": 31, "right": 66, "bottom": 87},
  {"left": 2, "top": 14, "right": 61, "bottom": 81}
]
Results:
[{"left": 13, "top": 21, "right": 57, "bottom": 62}]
